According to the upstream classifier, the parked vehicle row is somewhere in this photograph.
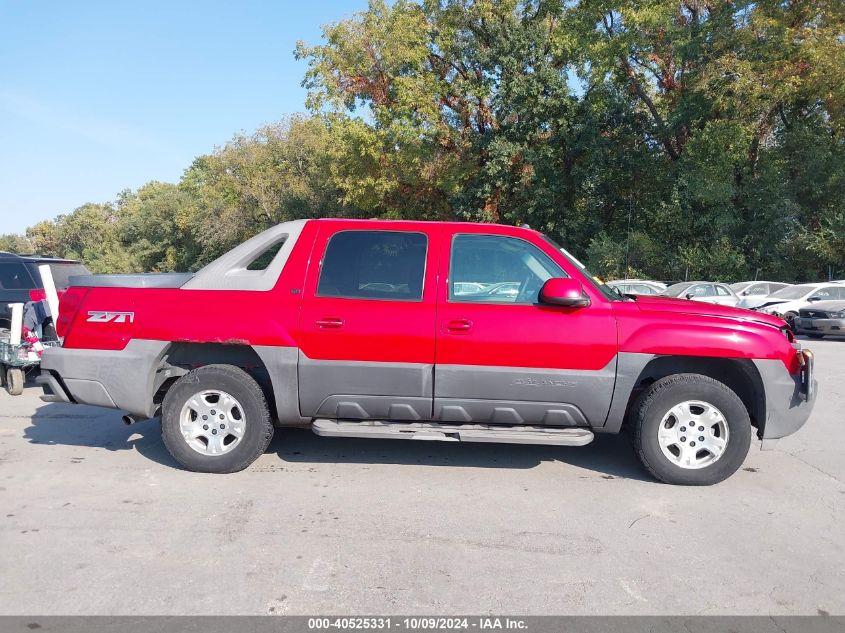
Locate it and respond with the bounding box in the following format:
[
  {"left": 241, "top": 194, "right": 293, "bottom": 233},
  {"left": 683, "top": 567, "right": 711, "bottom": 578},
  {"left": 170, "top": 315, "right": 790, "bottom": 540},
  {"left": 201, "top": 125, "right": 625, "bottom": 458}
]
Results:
[{"left": 608, "top": 276, "right": 845, "bottom": 336}]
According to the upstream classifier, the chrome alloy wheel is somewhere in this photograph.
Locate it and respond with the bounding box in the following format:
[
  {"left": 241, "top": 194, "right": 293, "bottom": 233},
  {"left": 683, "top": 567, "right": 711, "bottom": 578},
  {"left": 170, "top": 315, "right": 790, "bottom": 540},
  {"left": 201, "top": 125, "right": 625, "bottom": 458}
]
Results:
[
  {"left": 657, "top": 400, "right": 729, "bottom": 469},
  {"left": 179, "top": 390, "right": 246, "bottom": 456}
]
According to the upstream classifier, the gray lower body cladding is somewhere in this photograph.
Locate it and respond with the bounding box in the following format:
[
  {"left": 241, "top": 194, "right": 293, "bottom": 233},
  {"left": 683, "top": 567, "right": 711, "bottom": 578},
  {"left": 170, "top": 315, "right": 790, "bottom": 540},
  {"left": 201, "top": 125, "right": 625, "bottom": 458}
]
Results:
[
  {"left": 433, "top": 362, "right": 616, "bottom": 426},
  {"left": 298, "top": 356, "right": 616, "bottom": 426},
  {"left": 38, "top": 342, "right": 816, "bottom": 442},
  {"left": 752, "top": 357, "right": 817, "bottom": 439},
  {"left": 39, "top": 340, "right": 169, "bottom": 418},
  {"left": 297, "top": 356, "right": 434, "bottom": 421}
]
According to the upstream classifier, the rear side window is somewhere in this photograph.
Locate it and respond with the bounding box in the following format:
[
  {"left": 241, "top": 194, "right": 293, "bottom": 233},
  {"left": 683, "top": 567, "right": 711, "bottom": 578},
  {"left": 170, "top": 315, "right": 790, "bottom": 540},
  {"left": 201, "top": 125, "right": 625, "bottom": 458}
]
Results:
[
  {"left": 317, "top": 230, "right": 427, "bottom": 301},
  {"left": 246, "top": 239, "right": 285, "bottom": 271},
  {"left": 0, "top": 263, "right": 33, "bottom": 290},
  {"left": 46, "top": 263, "right": 91, "bottom": 288},
  {"left": 715, "top": 285, "right": 731, "bottom": 296}
]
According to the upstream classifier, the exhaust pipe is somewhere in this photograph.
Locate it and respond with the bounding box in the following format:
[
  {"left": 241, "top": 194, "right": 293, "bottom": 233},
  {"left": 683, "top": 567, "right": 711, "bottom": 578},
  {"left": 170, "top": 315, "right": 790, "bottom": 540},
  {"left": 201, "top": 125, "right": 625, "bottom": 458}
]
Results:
[{"left": 122, "top": 414, "right": 143, "bottom": 425}]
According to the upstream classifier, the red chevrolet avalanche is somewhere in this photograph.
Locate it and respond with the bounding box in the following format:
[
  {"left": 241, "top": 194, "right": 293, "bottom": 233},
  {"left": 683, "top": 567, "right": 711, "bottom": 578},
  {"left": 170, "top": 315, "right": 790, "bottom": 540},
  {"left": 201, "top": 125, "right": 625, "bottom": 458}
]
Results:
[{"left": 37, "top": 219, "right": 816, "bottom": 485}]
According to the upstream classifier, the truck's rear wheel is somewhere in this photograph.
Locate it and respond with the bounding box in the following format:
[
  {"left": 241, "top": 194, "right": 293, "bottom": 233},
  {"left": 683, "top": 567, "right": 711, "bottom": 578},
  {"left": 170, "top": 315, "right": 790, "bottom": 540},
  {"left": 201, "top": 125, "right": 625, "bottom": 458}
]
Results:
[
  {"left": 631, "top": 373, "right": 751, "bottom": 485},
  {"left": 161, "top": 364, "right": 273, "bottom": 473}
]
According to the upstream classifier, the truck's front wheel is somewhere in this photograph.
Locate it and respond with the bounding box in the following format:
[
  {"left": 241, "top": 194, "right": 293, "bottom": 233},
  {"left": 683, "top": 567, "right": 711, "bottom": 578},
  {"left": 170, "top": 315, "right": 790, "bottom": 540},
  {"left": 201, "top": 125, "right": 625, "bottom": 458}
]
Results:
[
  {"left": 161, "top": 364, "right": 274, "bottom": 473},
  {"left": 631, "top": 373, "right": 751, "bottom": 485}
]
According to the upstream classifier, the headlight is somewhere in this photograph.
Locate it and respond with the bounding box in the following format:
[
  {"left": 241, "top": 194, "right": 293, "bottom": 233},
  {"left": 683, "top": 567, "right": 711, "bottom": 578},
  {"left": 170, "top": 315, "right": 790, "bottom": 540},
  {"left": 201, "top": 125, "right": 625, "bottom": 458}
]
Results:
[{"left": 834, "top": 310, "right": 845, "bottom": 318}]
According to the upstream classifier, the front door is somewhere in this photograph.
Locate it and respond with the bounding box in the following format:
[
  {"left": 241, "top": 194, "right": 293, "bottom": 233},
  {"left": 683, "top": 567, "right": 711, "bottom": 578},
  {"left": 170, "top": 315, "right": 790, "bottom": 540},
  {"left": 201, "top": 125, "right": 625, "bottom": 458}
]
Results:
[
  {"left": 297, "top": 226, "right": 438, "bottom": 421},
  {"left": 434, "top": 231, "right": 618, "bottom": 426}
]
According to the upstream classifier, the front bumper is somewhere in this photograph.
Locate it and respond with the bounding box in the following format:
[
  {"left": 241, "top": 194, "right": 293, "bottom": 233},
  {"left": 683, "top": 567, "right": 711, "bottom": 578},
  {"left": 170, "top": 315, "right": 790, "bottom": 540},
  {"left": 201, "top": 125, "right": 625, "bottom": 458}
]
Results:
[
  {"left": 752, "top": 349, "right": 817, "bottom": 440},
  {"left": 794, "top": 317, "right": 845, "bottom": 336}
]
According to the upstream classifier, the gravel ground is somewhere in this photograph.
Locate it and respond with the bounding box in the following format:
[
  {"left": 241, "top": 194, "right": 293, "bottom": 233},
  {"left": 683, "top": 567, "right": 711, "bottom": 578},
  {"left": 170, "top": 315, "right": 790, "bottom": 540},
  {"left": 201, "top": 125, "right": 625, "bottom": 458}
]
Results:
[{"left": 0, "top": 336, "right": 843, "bottom": 615}]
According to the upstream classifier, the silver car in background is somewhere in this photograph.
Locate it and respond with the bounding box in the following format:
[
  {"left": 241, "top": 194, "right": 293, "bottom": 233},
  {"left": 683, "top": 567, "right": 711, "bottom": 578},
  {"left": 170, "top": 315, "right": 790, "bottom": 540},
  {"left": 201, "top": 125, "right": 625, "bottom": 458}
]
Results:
[
  {"left": 606, "top": 279, "right": 667, "bottom": 296},
  {"left": 730, "top": 281, "right": 792, "bottom": 308},
  {"left": 661, "top": 281, "right": 740, "bottom": 306}
]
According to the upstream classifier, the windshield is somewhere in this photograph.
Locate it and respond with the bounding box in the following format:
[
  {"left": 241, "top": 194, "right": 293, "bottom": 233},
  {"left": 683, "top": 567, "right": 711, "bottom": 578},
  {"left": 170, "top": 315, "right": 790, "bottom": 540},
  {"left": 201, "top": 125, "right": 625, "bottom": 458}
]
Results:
[
  {"left": 541, "top": 235, "right": 626, "bottom": 301},
  {"left": 768, "top": 284, "right": 815, "bottom": 300},
  {"left": 663, "top": 282, "right": 693, "bottom": 297}
]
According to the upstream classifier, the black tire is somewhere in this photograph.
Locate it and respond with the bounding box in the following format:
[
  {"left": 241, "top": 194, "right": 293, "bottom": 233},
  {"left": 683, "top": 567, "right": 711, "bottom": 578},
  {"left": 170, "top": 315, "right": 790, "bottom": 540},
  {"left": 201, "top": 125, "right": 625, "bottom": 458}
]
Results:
[
  {"left": 6, "top": 367, "right": 24, "bottom": 396},
  {"left": 161, "top": 364, "right": 273, "bottom": 473},
  {"left": 631, "top": 373, "right": 752, "bottom": 485}
]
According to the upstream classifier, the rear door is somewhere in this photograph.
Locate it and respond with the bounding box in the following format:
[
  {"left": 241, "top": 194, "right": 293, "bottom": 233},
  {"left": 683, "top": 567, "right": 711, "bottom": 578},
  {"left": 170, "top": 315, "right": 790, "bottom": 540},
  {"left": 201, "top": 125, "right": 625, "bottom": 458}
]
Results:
[
  {"left": 433, "top": 229, "right": 618, "bottom": 427},
  {"left": 297, "top": 225, "right": 440, "bottom": 421}
]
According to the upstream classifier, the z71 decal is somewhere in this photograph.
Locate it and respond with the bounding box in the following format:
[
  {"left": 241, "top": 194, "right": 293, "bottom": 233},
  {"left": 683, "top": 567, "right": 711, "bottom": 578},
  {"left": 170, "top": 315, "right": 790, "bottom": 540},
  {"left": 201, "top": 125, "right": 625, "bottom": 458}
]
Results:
[{"left": 86, "top": 311, "right": 135, "bottom": 324}]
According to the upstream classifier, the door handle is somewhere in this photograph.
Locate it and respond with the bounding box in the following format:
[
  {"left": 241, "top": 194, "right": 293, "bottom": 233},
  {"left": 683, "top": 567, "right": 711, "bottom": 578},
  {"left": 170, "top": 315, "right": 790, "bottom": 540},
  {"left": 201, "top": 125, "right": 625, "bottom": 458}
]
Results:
[
  {"left": 315, "top": 317, "right": 344, "bottom": 329},
  {"left": 446, "top": 319, "right": 473, "bottom": 333}
]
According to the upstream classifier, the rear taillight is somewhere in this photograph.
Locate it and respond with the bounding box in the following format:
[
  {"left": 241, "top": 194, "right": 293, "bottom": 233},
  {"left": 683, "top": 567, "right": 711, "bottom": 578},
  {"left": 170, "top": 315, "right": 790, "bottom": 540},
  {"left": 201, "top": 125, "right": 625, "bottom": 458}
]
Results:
[
  {"left": 56, "top": 287, "right": 89, "bottom": 338},
  {"left": 29, "top": 288, "right": 47, "bottom": 302}
]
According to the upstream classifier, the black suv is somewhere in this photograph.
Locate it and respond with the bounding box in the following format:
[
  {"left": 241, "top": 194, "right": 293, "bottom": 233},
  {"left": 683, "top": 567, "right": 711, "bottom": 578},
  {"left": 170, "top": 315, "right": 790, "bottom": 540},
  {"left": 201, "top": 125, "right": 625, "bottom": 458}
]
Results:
[{"left": 0, "top": 252, "right": 91, "bottom": 328}]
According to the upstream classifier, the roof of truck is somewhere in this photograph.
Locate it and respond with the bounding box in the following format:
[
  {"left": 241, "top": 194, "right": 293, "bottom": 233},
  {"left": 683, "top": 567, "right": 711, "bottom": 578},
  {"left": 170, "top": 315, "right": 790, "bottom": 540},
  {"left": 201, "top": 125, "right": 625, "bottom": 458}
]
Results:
[{"left": 312, "top": 217, "right": 525, "bottom": 230}]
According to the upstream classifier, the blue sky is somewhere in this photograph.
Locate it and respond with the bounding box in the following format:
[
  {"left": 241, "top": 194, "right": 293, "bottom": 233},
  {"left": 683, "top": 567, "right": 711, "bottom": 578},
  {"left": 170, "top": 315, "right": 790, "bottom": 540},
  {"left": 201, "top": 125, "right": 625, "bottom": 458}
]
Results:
[{"left": 0, "top": 0, "right": 368, "bottom": 234}]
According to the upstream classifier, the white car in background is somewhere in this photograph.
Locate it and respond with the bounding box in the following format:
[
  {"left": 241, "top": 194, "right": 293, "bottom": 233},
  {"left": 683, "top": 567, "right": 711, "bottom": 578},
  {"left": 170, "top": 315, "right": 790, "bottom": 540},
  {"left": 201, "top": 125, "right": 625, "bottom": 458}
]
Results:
[
  {"left": 606, "top": 279, "right": 667, "bottom": 296},
  {"left": 749, "top": 282, "right": 845, "bottom": 327},
  {"left": 661, "top": 281, "right": 740, "bottom": 306},
  {"left": 729, "top": 281, "right": 792, "bottom": 308}
]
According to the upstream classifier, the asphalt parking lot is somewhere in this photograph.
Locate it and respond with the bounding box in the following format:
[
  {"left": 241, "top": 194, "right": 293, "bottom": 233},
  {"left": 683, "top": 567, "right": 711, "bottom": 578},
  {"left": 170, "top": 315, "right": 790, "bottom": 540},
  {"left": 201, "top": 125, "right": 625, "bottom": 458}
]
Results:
[{"left": 1, "top": 336, "right": 843, "bottom": 616}]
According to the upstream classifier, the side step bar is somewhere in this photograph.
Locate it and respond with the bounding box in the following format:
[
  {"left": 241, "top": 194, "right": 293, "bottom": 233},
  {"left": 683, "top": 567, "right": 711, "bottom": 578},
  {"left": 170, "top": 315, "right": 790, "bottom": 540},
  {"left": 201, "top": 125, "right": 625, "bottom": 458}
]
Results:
[{"left": 312, "top": 419, "right": 594, "bottom": 446}]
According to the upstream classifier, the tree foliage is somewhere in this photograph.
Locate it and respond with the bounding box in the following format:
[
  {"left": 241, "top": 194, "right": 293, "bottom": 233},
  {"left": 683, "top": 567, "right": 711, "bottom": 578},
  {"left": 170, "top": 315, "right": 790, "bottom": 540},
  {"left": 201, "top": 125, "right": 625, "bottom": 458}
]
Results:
[{"left": 3, "top": 1, "right": 844, "bottom": 282}]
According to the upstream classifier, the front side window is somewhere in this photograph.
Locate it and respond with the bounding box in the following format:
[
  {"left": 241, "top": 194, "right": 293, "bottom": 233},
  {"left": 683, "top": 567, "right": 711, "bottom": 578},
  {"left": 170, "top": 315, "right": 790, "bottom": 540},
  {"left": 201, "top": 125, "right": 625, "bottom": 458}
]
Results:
[
  {"left": 317, "top": 230, "right": 427, "bottom": 301},
  {"left": 449, "top": 234, "right": 565, "bottom": 304}
]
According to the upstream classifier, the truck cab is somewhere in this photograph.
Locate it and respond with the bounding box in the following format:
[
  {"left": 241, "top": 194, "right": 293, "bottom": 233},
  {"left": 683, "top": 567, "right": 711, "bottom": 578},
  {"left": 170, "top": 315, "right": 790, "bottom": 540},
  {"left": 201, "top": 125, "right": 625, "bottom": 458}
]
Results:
[{"left": 38, "top": 219, "right": 816, "bottom": 484}]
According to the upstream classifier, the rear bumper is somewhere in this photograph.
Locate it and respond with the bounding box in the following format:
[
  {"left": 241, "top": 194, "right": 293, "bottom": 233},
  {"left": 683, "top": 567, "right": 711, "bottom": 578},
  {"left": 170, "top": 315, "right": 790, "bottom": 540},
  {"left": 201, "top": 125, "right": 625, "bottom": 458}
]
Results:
[
  {"left": 794, "top": 317, "right": 845, "bottom": 335},
  {"left": 38, "top": 340, "right": 168, "bottom": 418},
  {"left": 752, "top": 350, "right": 817, "bottom": 440}
]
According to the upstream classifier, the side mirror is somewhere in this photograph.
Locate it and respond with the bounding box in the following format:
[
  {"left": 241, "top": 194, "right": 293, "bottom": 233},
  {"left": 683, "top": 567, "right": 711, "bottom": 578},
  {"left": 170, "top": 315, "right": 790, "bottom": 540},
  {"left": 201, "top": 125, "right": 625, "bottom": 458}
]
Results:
[
  {"left": 808, "top": 296, "right": 821, "bottom": 302},
  {"left": 685, "top": 293, "right": 694, "bottom": 300},
  {"left": 539, "top": 278, "right": 590, "bottom": 308}
]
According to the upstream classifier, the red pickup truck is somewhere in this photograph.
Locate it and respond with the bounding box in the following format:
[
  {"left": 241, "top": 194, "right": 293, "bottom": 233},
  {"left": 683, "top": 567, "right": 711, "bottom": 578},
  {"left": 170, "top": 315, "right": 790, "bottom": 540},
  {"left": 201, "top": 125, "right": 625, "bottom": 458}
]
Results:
[{"left": 37, "top": 219, "right": 816, "bottom": 485}]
